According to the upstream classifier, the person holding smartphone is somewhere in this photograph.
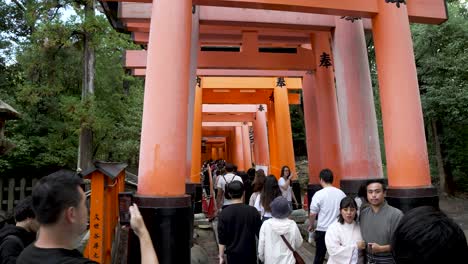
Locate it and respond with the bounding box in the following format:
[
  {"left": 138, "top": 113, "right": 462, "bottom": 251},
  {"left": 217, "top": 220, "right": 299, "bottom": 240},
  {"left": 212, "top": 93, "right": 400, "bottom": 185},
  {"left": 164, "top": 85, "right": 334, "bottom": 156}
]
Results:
[{"left": 278, "top": 166, "right": 298, "bottom": 209}]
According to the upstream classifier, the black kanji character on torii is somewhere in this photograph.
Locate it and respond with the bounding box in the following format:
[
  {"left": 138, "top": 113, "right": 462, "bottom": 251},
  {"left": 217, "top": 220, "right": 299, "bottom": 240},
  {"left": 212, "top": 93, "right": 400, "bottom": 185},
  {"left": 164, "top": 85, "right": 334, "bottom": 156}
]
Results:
[
  {"left": 94, "top": 214, "right": 100, "bottom": 221},
  {"left": 93, "top": 252, "right": 100, "bottom": 259},
  {"left": 340, "top": 16, "right": 361, "bottom": 23},
  {"left": 385, "top": 0, "right": 406, "bottom": 8},
  {"left": 319, "top": 52, "right": 332, "bottom": 68},
  {"left": 276, "top": 77, "right": 286, "bottom": 88},
  {"left": 258, "top": 105, "right": 265, "bottom": 112},
  {"left": 196, "top": 76, "right": 201, "bottom": 87},
  {"left": 93, "top": 242, "right": 99, "bottom": 249},
  {"left": 93, "top": 223, "right": 99, "bottom": 229}
]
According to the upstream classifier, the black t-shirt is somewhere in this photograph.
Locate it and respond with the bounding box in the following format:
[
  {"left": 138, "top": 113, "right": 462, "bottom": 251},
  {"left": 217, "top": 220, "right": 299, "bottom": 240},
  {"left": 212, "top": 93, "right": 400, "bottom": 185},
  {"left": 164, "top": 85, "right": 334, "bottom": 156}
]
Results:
[
  {"left": 17, "top": 244, "right": 98, "bottom": 264},
  {"left": 217, "top": 203, "right": 262, "bottom": 264}
]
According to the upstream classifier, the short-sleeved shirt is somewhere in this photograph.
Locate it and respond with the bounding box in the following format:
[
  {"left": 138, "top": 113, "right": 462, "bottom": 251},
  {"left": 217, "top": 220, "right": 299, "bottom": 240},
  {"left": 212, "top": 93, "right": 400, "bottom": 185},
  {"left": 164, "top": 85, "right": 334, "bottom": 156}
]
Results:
[
  {"left": 216, "top": 173, "right": 243, "bottom": 206},
  {"left": 310, "top": 186, "right": 346, "bottom": 232},
  {"left": 218, "top": 203, "right": 262, "bottom": 264},
  {"left": 359, "top": 201, "right": 403, "bottom": 257},
  {"left": 17, "top": 244, "right": 98, "bottom": 264},
  {"left": 278, "top": 177, "right": 293, "bottom": 202}
]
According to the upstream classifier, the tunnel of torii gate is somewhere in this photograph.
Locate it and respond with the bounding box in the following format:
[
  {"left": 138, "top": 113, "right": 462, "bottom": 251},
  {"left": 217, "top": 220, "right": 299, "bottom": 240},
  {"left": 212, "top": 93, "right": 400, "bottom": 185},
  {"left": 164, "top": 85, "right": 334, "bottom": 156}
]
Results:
[{"left": 95, "top": 0, "right": 447, "bottom": 263}]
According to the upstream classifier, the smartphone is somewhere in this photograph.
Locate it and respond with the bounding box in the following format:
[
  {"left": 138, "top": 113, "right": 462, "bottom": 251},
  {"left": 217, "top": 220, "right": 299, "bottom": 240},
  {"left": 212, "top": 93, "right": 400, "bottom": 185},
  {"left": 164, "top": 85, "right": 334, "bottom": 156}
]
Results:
[{"left": 118, "top": 192, "right": 133, "bottom": 226}]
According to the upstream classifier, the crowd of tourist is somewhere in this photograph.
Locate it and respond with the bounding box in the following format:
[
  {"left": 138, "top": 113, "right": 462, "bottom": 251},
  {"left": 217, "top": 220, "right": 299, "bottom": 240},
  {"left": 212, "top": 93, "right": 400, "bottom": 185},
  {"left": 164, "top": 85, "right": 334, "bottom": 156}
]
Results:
[
  {"left": 202, "top": 160, "right": 468, "bottom": 264},
  {"left": 0, "top": 162, "right": 466, "bottom": 264}
]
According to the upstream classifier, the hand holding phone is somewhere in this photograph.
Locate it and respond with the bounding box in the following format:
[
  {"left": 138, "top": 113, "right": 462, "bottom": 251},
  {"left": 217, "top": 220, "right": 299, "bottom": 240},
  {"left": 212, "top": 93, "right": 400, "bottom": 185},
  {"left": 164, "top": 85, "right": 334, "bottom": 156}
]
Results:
[{"left": 119, "top": 192, "right": 134, "bottom": 226}]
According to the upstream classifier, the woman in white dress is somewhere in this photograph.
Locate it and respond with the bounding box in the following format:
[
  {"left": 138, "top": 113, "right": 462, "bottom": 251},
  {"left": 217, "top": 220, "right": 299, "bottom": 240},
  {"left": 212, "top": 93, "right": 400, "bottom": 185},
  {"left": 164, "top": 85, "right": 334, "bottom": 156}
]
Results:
[{"left": 325, "top": 196, "right": 366, "bottom": 264}]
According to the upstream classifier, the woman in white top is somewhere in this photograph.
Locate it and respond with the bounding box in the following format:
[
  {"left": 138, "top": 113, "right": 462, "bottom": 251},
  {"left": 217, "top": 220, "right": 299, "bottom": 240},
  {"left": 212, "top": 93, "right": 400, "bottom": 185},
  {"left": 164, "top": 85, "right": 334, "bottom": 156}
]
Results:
[
  {"left": 325, "top": 196, "right": 365, "bottom": 264},
  {"left": 249, "top": 169, "right": 266, "bottom": 206},
  {"left": 258, "top": 196, "right": 303, "bottom": 264},
  {"left": 278, "top": 166, "right": 298, "bottom": 208},
  {"left": 254, "top": 175, "right": 281, "bottom": 221}
]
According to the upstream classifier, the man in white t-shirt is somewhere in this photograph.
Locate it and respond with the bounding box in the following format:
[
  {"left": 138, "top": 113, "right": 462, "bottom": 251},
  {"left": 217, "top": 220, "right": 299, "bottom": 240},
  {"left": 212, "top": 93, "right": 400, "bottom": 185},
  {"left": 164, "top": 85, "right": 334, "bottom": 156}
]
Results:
[
  {"left": 307, "top": 169, "right": 346, "bottom": 264},
  {"left": 216, "top": 163, "right": 243, "bottom": 209}
]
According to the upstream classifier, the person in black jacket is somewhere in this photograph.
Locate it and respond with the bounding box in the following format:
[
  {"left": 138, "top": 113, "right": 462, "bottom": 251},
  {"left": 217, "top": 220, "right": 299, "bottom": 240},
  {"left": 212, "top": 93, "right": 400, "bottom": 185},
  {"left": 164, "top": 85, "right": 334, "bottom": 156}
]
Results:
[{"left": 0, "top": 196, "right": 39, "bottom": 264}]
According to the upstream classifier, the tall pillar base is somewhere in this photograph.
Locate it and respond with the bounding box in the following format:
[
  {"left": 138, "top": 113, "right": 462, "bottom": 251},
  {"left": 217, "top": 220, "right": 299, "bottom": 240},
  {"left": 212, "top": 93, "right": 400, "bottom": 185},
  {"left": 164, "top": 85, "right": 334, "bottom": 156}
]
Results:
[
  {"left": 386, "top": 187, "right": 439, "bottom": 213},
  {"left": 340, "top": 178, "right": 386, "bottom": 196},
  {"left": 307, "top": 184, "right": 322, "bottom": 210},
  {"left": 128, "top": 195, "right": 192, "bottom": 264}
]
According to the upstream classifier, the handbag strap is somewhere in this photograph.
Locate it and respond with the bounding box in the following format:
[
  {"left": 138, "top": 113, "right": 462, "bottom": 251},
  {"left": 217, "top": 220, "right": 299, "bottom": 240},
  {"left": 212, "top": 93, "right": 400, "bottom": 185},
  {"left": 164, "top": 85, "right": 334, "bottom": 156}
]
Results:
[{"left": 280, "top": 235, "right": 295, "bottom": 252}]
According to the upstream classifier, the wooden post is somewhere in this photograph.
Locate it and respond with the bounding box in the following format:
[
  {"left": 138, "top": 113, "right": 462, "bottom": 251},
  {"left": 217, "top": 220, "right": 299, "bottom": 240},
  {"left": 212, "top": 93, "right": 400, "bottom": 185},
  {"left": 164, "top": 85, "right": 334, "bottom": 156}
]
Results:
[{"left": 87, "top": 172, "right": 105, "bottom": 263}]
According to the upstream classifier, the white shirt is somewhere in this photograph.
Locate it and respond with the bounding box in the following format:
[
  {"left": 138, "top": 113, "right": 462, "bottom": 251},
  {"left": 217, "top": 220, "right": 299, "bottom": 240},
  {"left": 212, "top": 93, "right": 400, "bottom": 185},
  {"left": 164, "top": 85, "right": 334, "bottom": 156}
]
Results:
[
  {"left": 325, "top": 220, "right": 364, "bottom": 264},
  {"left": 216, "top": 173, "right": 243, "bottom": 206},
  {"left": 254, "top": 194, "right": 272, "bottom": 218},
  {"left": 278, "top": 177, "right": 293, "bottom": 202},
  {"left": 258, "top": 218, "right": 303, "bottom": 264},
  {"left": 310, "top": 186, "right": 346, "bottom": 231}
]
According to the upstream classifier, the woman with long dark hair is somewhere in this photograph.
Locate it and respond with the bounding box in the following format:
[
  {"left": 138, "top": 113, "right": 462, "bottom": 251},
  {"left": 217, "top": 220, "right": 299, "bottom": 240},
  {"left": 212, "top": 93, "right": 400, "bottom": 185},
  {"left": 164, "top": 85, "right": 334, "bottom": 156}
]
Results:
[
  {"left": 278, "top": 166, "right": 298, "bottom": 208},
  {"left": 254, "top": 175, "right": 282, "bottom": 221},
  {"left": 249, "top": 169, "right": 266, "bottom": 206}
]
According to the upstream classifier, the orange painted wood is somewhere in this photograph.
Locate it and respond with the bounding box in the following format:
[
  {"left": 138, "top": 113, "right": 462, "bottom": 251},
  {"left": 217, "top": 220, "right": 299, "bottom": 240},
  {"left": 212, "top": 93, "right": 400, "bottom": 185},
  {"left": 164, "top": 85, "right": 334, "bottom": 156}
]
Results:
[
  {"left": 302, "top": 73, "right": 321, "bottom": 184},
  {"left": 202, "top": 113, "right": 255, "bottom": 122},
  {"left": 201, "top": 89, "right": 300, "bottom": 104},
  {"left": 137, "top": 0, "right": 192, "bottom": 196},
  {"left": 190, "top": 87, "right": 203, "bottom": 182},
  {"left": 273, "top": 86, "right": 297, "bottom": 179},
  {"left": 104, "top": 177, "right": 114, "bottom": 264},
  {"left": 333, "top": 17, "right": 383, "bottom": 181},
  {"left": 311, "top": 32, "right": 343, "bottom": 188},
  {"left": 372, "top": 1, "right": 431, "bottom": 188},
  {"left": 253, "top": 109, "right": 270, "bottom": 166},
  {"left": 125, "top": 47, "right": 315, "bottom": 71},
  {"left": 242, "top": 124, "right": 252, "bottom": 170},
  {"left": 202, "top": 77, "right": 302, "bottom": 89},
  {"left": 88, "top": 172, "right": 105, "bottom": 263},
  {"left": 234, "top": 126, "right": 245, "bottom": 170},
  {"left": 267, "top": 102, "right": 280, "bottom": 177}
]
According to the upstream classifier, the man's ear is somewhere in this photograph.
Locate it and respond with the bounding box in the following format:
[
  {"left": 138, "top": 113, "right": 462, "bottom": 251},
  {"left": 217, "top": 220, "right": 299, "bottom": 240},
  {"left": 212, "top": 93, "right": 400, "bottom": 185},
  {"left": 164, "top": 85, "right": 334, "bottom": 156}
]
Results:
[{"left": 64, "top": 207, "right": 77, "bottom": 224}]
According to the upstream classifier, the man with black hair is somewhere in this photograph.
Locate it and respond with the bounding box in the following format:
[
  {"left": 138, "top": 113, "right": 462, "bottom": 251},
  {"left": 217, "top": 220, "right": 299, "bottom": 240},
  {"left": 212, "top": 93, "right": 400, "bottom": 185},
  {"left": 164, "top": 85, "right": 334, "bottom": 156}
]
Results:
[
  {"left": 359, "top": 179, "right": 403, "bottom": 264},
  {"left": 392, "top": 206, "right": 468, "bottom": 264},
  {"left": 0, "top": 196, "right": 39, "bottom": 264},
  {"left": 307, "top": 169, "right": 346, "bottom": 264},
  {"left": 217, "top": 180, "right": 262, "bottom": 264},
  {"left": 216, "top": 163, "right": 243, "bottom": 209},
  {"left": 17, "top": 170, "right": 158, "bottom": 264}
]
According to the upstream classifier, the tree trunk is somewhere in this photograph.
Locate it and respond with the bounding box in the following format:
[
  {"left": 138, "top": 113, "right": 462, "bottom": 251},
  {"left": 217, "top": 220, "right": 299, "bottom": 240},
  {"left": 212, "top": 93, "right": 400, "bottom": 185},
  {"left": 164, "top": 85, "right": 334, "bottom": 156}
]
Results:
[
  {"left": 431, "top": 119, "right": 447, "bottom": 194},
  {"left": 78, "top": 0, "right": 95, "bottom": 171},
  {"left": 431, "top": 119, "right": 455, "bottom": 195}
]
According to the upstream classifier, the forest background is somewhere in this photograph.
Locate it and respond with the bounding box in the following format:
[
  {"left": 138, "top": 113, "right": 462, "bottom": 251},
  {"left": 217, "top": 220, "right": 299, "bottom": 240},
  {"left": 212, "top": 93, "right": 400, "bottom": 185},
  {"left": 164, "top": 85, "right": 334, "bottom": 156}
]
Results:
[{"left": 0, "top": 0, "right": 467, "bottom": 195}]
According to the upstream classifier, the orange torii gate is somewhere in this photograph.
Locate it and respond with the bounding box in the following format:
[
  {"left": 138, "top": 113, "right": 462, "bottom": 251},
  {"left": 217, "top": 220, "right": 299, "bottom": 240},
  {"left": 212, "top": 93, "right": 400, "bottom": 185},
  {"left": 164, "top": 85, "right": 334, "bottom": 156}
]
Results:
[{"left": 97, "top": 0, "right": 447, "bottom": 263}]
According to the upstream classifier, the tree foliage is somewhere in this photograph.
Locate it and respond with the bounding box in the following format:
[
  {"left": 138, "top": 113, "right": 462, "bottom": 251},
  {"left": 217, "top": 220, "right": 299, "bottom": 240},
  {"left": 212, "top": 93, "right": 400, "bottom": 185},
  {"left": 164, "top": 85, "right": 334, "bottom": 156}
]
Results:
[{"left": 0, "top": 1, "right": 143, "bottom": 177}]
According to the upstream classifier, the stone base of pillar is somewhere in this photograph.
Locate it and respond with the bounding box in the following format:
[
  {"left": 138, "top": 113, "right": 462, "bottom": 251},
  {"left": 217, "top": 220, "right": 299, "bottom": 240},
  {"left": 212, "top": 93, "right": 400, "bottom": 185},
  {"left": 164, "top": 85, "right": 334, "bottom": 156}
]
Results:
[
  {"left": 307, "top": 184, "right": 322, "bottom": 209},
  {"left": 128, "top": 195, "right": 192, "bottom": 264},
  {"left": 386, "top": 186, "right": 439, "bottom": 213},
  {"left": 291, "top": 181, "right": 302, "bottom": 210},
  {"left": 340, "top": 178, "right": 386, "bottom": 196},
  {"left": 186, "top": 182, "right": 202, "bottom": 214}
]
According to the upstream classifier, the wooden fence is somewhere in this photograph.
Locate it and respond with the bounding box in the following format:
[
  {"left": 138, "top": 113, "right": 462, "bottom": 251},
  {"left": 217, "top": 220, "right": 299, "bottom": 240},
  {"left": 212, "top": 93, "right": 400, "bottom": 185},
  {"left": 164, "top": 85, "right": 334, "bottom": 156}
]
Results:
[{"left": 0, "top": 177, "right": 38, "bottom": 217}]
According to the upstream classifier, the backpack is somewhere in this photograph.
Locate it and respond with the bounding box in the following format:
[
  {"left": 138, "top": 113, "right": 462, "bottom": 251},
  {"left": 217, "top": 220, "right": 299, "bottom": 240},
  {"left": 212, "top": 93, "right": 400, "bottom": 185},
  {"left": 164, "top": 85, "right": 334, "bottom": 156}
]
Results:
[{"left": 221, "top": 174, "right": 236, "bottom": 200}]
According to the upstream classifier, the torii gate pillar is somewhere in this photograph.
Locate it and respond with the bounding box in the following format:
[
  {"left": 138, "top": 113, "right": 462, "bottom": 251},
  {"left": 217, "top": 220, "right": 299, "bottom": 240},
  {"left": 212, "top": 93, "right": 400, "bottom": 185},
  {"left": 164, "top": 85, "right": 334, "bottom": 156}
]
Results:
[
  {"left": 267, "top": 102, "right": 279, "bottom": 176},
  {"left": 372, "top": 2, "right": 437, "bottom": 211},
  {"left": 302, "top": 72, "right": 322, "bottom": 201},
  {"left": 234, "top": 126, "right": 245, "bottom": 171},
  {"left": 333, "top": 17, "right": 383, "bottom": 195},
  {"left": 310, "top": 32, "right": 343, "bottom": 188},
  {"left": 242, "top": 124, "right": 252, "bottom": 170},
  {"left": 253, "top": 108, "right": 270, "bottom": 167},
  {"left": 274, "top": 85, "right": 297, "bottom": 178},
  {"left": 131, "top": 1, "right": 192, "bottom": 263}
]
